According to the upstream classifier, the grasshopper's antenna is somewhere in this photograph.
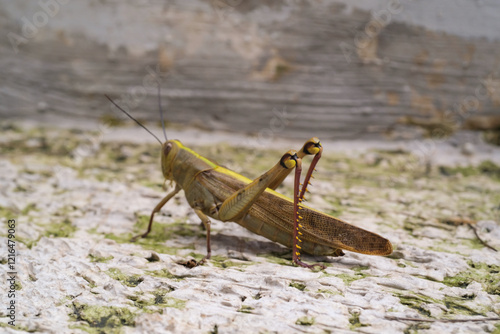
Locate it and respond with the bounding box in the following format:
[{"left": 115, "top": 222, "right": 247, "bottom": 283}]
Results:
[
  {"left": 104, "top": 94, "right": 163, "bottom": 146},
  {"left": 157, "top": 82, "right": 168, "bottom": 141}
]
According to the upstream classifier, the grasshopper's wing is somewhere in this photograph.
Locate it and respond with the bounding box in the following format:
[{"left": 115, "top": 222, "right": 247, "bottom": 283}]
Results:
[
  {"left": 198, "top": 169, "right": 392, "bottom": 256},
  {"left": 247, "top": 189, "right": 392, "bottom": 256}
]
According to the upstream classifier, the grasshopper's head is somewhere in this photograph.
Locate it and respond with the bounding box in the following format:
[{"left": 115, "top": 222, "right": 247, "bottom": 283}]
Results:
[{"left": 161, "top": 140, "right": 181, "bottom": 180}]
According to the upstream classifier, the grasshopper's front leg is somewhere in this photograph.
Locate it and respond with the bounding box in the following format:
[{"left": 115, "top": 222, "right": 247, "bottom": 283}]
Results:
[{"left": 131, "top": 184, "right": 181, "bottom": 242}]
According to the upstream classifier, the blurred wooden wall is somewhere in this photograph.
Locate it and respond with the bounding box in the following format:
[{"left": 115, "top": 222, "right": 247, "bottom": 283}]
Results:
[{"left": 1, "top": 0, "right": 499, "bottom": 141}]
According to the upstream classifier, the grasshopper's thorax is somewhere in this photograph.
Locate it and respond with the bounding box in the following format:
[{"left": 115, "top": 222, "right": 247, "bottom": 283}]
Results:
[{"left": 162, "top": 140, "right": 220, "bottom": 190}]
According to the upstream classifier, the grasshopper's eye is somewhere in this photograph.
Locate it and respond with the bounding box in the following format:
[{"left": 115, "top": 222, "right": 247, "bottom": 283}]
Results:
[{"left": 164, "top": 143, "right": 172, "bottom": 156}]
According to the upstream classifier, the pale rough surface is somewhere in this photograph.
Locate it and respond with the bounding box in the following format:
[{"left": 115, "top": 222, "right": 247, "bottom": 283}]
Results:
[{"left": 0, "top": 122, "right": 499, "bottom": 333}]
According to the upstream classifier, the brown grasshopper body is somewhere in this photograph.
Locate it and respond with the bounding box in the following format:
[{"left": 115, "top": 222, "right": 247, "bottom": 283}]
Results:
[{"left": 140, "top": 138, "right": 392, "bottom": 268}]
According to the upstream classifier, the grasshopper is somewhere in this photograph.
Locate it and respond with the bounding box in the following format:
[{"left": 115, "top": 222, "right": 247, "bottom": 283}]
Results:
[{"left": 106, "top": 96, "right": 392, "bottom": 269}]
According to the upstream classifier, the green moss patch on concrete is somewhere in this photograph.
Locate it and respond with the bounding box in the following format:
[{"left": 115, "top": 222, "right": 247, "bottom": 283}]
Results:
[
  {"left": 145, "top": 268, "right": 185, "bottom": 281},
  {"left": 82, "top": 275, "right": 97, "bottom": 289},
  {"left": 442, "top": 296, "right": 484, "bottom": 316},
  {"left": 442, "top": 261, "right": 500, "bottom": 296},
  {"left": 129, "top": 289, "right": 185, "bottom": 312},
  {"left": 0, "top": 207, "right": 38, "bottom": 248},
  {"left": 238, "top": 305, "right": 254, "bottom": 314},
  {"left": 403, "top": 323, "right": 432, "bottom": 334},
  {"left": 151, "top": 295, "right": 186, "bottom": 310},
  {"left": 69, "top": 302, "right": 136, "bottom": 334},
  {"left": 289, "top": 282, "right": 306, "bottom": 291},
  {"left": 21, "top": 203, "right": 38, "bottom": 215},
  {"left": 0, "top": 206, "right": 20, "bottom": 221},
  {"left": 1, "top": 216, "right": 78, "bottom": 248},
  {"left": 209, "top": 255, "right": 254, "bottom": 269},
  {"left": 349, "top": 312, "right": 367, "bottom": 330},
  {"left": 397, "top": 294, "right": 434, "bottom": 317},
  {"left": 316, "top": 289, "right": 339, "bottom": 295},
  {"left": 335, "top": 272, "right": 368, "bottom": 286},
  {"left": 395, "top": 292, "right": 487, "bottom": 318},
  {"left": 104, "top": 231, "right": 176, "bottom": 255},
  {"left": 439, "top": 160, "right": 500, "bottom": 180},
  {"left": 44, "top": 218, "right": 77, "bottom": 238},
  {"left": 257, "top": 252, "right": 294, "bottom": 267},
  {"left": 106, "top": 268, "right": 144, "bottom": 288},
  {"left": 295, "top": 316, "right": 315, "bottom": 326},
  {"left": 324, "top": 266, "right": 371, "bottom": 286},
  {"left": 88, "top": 254, "right": 114, "bottom": 263},
  {"left": 0, "top": 322, "right": 34, "bottom": 333}
]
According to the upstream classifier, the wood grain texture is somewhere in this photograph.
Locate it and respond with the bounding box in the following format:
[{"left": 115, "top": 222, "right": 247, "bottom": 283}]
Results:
[{"left": 1, "top": 1, "right": 499, "bottom": 140}]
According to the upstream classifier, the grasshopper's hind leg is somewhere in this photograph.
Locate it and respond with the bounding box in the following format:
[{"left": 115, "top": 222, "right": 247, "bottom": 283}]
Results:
[
  {"left": 131, "top": 185, "right": 181, "bottom": 242},
  {"left": 217, "top": 151, "right": 300, "bottom": 222},
  {"left": 292, "top": 159, "right": 325, "bottom": 270},
  {"left": 264, "top": 137, "right": 326, "bottom": 269},
  {"left": 291, "top": 138, "right": 326, "bottom": 269},
  {"left": 297, "top": 138, "right": 323, "bottom": 200},
  {"left": 215, "top": 143, "right": 326, "bottom": 270}
]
